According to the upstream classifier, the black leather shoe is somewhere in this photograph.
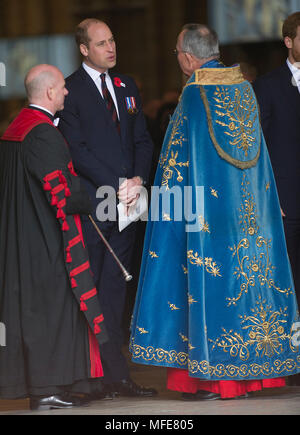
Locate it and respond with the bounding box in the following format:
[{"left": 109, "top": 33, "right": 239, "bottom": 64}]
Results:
[
  {"left": 181, "top": 390, "right": 220, "bottom": 401},
  {"left": 181, "top": 392, "right": 198, "bottom": 401},
  {"left": 113, "top": 379, "right": 158, "bottom": 397},
  {"left": 30, "top": 393, "right": 90, "bottom": 411}
]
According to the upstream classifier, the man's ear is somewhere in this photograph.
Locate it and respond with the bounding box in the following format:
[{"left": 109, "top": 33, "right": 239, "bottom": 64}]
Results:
[
  {"left": 186, "top": 52, "right": 200, "bottom": 72},
  {"left": 46, "top": 86, "right": 54, "bottom": 101},
  {"left": 284, "top": 36, "right": 293, "bottom": 49},
  {"left": 80, "top": 44, "right": 89, "bottom": 57},
  {"left": 185, "top": 52, "right": 194, "bottom": 69}
]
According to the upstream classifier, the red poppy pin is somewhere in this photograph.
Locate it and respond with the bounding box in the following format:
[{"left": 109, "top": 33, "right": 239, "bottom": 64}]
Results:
[{"left": 114, "top": 77, "right": 126, "bottom": 88}]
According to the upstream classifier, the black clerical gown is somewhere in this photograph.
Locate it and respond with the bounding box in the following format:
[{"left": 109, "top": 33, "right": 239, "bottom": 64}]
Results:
[{"left": 0, "top": 108, "right": 107, "bottom": 399}]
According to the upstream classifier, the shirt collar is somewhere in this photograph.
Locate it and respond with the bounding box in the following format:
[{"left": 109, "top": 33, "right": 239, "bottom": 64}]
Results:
[
  {"left": 29, "top": 104, "right": 55, "bottom": 118},
  {"left": 287, "top": 58, "right": 300, "bottom": 75},
  {"left": 82, "top": 62, "right": 109, "bottom": 81}
]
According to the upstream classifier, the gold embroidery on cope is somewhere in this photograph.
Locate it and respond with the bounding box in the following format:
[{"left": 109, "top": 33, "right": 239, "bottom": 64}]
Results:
[
  {"left": 137, "top": 327, "right": 149, "bottom": 335},
  {"left": 210, "top": 188, "right": 219, "bottom": 198},
  {"left": 188, "top": 294, "right": 198, "bottom": 305},
  {"left": 130, "top": 337, "right": 300, "bottom": 378},
  {"left": 228, "top": 175, "right": 293, "bottom": 307},
  {"left": 200, "top": 85, "right": 261, "bottom": 169},
  {"left": 159, "top": 107, "right": 189, "bottom": 190},
  {"left": 198, "top": 215, "right": 211, "bottom": 233},
  {"left": 194, "top": 66, "right": 245, "bottom": 86},
  {"left": 168, "top": 302, "right": 180, "bottom": 311},
  {"left": 213, "top": 85, "right": 257, "bottom": 158},
  {"left": 209, "top": 297, "right": 293, "bottom": 361},
  {"left": 187, "top": 251, "right": 222, "bottom": 278}
]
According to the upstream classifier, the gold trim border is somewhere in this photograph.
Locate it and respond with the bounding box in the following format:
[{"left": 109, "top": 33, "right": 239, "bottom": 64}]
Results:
[
  {"left": 200, "top": 86, "right": 261, "bottom": 169},
  {"left": 191, "top": 66, "right": 245, "bottom": 86},
  {"left": 130, "top": 338, "right": 300, "bottom": 379}
]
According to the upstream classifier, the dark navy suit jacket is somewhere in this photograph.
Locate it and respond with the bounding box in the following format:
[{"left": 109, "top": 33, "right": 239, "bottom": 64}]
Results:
[
  {"left": 253, "top": 63, "right": 300, "bottom": 218},
  {"left": 58, "top": 66, "right": 153, "bottom": 219}
]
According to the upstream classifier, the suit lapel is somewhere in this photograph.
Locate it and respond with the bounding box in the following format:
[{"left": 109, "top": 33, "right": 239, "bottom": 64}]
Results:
[{"left": 78, "top": 66, "right": 101, "bottom": 103}]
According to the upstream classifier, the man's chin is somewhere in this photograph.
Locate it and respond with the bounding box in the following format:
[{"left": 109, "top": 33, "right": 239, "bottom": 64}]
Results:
[{"left": 108, "top": 60, "right": 117, "bottom": 69}]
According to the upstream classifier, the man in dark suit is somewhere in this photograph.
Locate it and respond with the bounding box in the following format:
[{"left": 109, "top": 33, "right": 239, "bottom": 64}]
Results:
[
  {"left": 58, "top": 19, "right": 155, "bottom": 398},
  {"left": 253, "top": 12, "right": 300, "bottom": 335}
]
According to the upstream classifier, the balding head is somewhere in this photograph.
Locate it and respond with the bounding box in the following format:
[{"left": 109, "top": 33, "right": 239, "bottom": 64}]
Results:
[
  {"left": 75, "top": 18, "right": 107, "bottom": 48},
  {"left": 25, "top": 64, "right": 60, "bottom": 102},
  {"left": 24, "top": 64, "right": 68, "bottom": 113}
]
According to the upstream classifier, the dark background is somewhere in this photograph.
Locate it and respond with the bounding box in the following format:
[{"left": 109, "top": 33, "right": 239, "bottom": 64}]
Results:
[{"left": 0, "top": 0, "right": 289, "bottom": 133}]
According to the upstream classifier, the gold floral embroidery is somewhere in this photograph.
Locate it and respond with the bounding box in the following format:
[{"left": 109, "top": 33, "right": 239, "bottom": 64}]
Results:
[
  {"left": 168, "top": 302, "right": 180, "bottom": 311},
  {"left": 188, "top": 294, "right": 198, "bottom": 305},
  {"left": 180, "top": 333, "right": 189, "bottom": 343},
  {"left": 209, "top": 298, "right": 291, "bottom": 361},
  {"left": 149, "top": 251, "right": 159, "bottom": 259},
  {"left": 210, "top": 188, "right": 219, "bottom": 198},
  {"left": 159, "top": 107, "right": 189, "bottom": 190},
  {"left": 161, "top": 150, "right": 189, "bottom": 188},
  {"left": 187, "top": 251, "right": 222, "bottom": 277},
  {"left": 182, "top": 265, "right": 188, "bottom": 275},
  {"left": 137, "top": 327, "right": 149, "bottom": 335},
  {"left": 198, "top": 215, "right": 211, "bottom": 233},
  {"left": 239, "top": 176, "right": 259, "bottom": 236},
  {"left": 228, "top": 176, "right": 293, "bottom": 307},
  {"left": 213, "top": 85, "right": 257, "bottom": 158},
  {"left": 200, "top": 86, "right": 261, "bottom": 169}
]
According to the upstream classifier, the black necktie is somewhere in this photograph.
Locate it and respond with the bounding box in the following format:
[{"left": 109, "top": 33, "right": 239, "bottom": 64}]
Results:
[{"left": 100, "top": 73, "right": 120, "bottom": 134}]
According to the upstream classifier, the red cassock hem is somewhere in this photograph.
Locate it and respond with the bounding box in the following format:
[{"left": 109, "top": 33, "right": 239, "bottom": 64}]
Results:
[
  {"left": 74, "top": 214, "right": 103, "bottom": 378},
  {"left": 167, "top": 368, "right": 286, "bottom": 399}
]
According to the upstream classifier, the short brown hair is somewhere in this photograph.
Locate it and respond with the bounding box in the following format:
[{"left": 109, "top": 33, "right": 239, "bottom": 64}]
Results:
[
  {"left": 282, "top": 12, "right": 300, "bottom": 40},
  {"left": 75, "top": 18, "right": 104, "bottom": 47}
]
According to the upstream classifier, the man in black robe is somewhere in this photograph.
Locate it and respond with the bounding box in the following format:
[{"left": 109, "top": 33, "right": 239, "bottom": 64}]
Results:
[{"left": 0, "top": 64, "right": 107, "bottom": 411}]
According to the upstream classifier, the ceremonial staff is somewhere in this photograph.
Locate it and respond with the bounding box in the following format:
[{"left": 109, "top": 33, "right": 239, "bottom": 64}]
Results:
[{"left": 88, "top": 215, "right": 133, "bottom": 282}]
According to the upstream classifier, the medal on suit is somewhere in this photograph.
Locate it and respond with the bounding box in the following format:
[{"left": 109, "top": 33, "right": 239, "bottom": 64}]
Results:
[{"left": 125, "top": 97, "right": 138, "bottom": 114}]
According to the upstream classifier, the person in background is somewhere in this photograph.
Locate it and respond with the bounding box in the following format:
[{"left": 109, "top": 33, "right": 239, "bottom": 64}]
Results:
[{"left": 254, "top": 12, "right": 300, "bottom": 386}]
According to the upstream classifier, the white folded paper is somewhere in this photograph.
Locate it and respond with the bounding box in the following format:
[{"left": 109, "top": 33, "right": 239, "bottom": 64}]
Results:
[{"left": 117, "top": 190, "right": 148, "bottom": 232}]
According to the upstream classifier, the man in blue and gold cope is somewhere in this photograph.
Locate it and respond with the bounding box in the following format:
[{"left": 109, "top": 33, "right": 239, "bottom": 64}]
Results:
[{"left": 129, "top": 24, "right": 300, "bottom": 400}]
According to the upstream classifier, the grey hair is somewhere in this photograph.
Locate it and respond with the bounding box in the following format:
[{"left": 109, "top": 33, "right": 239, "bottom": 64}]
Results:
[{"left": 181, "top": 24, "right": 220, "bottom": 60}]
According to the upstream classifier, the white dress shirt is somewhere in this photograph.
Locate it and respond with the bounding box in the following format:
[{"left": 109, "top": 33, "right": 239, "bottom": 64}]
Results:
[
  {"left": 82, "top": 62, "right": 120, "bottom": 119},
  {"left": 287, "top": 58, "right": 300, "bottom": 93}
]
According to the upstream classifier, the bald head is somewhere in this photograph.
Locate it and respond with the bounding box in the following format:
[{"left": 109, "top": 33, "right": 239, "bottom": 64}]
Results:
[
  {"left": 25, "top": 64, "right": 60, "bottom": 102},
  {"left": 24, "top": 64, "right": 68, "bottom": 113}
]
